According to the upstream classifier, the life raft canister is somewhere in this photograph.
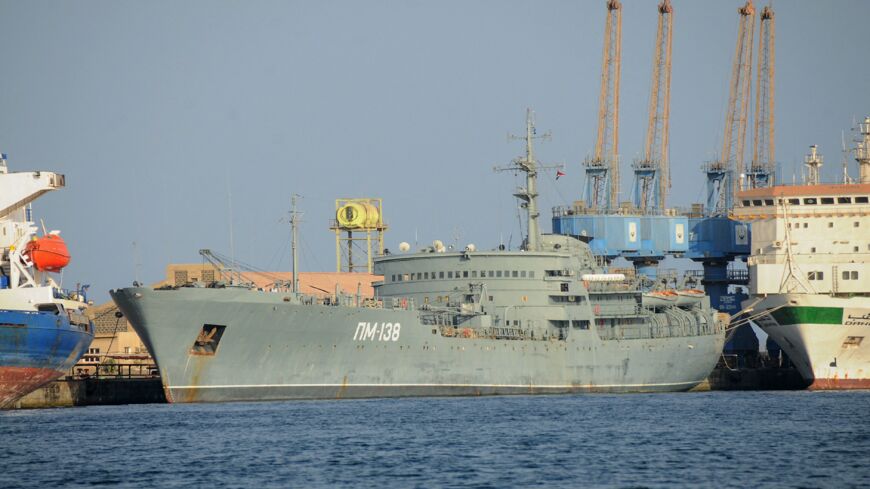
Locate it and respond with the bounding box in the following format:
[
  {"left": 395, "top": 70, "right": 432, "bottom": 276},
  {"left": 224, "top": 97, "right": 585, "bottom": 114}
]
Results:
[{"left": 25, "top": 234, "right": 71, "bottom": 272}]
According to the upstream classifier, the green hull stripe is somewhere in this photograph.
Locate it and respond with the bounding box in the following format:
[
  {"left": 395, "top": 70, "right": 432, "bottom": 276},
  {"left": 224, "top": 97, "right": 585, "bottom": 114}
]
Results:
[{"left": 770, "top": 306, "right": 842, "bottom": 325}]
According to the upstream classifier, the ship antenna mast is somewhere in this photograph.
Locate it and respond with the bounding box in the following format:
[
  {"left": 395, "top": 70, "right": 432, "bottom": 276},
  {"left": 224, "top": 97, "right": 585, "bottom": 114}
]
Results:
[
  {"left": 494, "top": 108, "right": 563, "bottom": 252},
  {"left": 290, "top": 194, "right": 303, "bottom": 293},
  {"left": 857, "top": 116, "right": 870, "bottom": 184}
]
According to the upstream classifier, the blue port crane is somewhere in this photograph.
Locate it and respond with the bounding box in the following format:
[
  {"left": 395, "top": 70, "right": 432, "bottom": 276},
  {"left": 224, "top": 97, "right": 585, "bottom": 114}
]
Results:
[
  {"left": 687, "top": 1, "right": 778, "bottom": 361},
  {"left": 555, "top": 0, "right": 686, "bottom": 283}
]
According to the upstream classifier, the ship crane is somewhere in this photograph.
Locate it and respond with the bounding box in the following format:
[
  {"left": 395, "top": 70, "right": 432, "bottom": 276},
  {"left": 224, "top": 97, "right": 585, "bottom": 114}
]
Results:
[
  {"left": 632, "top": 0, "right": 673, "bottom": 212},
  {"left": 746, "top": 5, "right": 776, "bottom": 189},
  {"left": 583, "top": 0, "right": 622, "bottom": 212},
  {"left": 705, "top": 0, "right": 755, "bottom": 216}
]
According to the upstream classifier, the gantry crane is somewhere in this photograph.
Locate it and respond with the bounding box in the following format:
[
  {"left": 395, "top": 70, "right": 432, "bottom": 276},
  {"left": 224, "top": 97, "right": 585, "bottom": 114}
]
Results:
[
  {"left": 632, "top": 0, "right": 673, "bottom": 212},
  {"left": 584, "top": 0, "right": 622, "bottom": 212},
  {"left": 746, "top": 5, "right": 775, "bottom": 189},
  {"left": 705, "top": 0, "right": 755, "bottom": 216}
]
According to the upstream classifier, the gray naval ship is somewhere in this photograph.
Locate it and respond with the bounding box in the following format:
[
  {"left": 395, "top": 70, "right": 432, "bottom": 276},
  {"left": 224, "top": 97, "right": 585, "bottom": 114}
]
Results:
[{"left": 111, "top": 112, "right": 726, "bottom": 403}]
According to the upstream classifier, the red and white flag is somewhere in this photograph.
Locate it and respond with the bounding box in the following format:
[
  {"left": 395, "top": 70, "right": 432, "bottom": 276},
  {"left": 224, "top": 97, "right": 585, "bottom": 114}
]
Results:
[{"left": 556, "top": 170, "right": 566, "bottom": 180}]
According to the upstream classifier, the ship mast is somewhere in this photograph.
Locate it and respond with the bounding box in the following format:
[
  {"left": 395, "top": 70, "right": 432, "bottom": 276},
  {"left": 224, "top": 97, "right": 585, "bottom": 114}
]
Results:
[
  {"left": 495, "top": 109, "right": 562, "bottom": 252},
  {"left": 804, "top": 145, "right": 823, "bottom": 186},
  {"left": 290, "top": 194, "right": 302, "bottom": 293},
  {"left": 857, "top": 116, "right": 870, "bottom": 184}
]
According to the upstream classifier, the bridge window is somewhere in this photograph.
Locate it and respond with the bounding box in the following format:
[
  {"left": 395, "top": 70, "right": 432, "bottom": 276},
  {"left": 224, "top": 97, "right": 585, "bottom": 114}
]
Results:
[
  {"left": 439, "top": 272, "right": 445, "bottom": 279},
  {"left": 821, "top": 197, "right": 835, "bottom": 204},
  {"left": 463, "top": 271, "right": 469, "bottom": 278},
  {"left": 807, "top": 271, "right": 824, "bottom": 281},
  {"left": 447, "top": 271, "right": 453, "bottom": 279},
  {"left": 752, "top": 200, "right": 763, "bottom": 206},
  {"left": 765, "top": 199, "right": 774, "bottom": 206},
  {"left": 804, "top": 198, "right": 817, "bottom": 205},
  {"left": 572, "top": 320, "right": 590, "bottom": 330},
  {"left": 496, "top": 271, "right": 502, "bottom": 278},
  {"left": 742, "top": 200, "right": 750, "bottom": 206},
  {"left": 512, "top": 271, "right": 518, "bottom": 278},
  {"left": 856, "top": 196, "right": 869, "bottom": 204},
  {"left": 788, "top": 198, "right": 800, "bottom": 205},
  {"left": 839, "top": 197, "right": 852, "bottom": 204}
]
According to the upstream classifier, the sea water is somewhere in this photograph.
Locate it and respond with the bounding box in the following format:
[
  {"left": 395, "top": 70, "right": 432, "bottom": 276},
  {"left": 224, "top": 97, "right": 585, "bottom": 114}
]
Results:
[{"left": 1, "top": 391, "right": 869, "bottom": 488}]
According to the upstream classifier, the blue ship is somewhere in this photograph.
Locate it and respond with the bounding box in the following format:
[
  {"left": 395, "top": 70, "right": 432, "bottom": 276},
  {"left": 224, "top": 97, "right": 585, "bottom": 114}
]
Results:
[{"left": 0, "top": 153, "right": 93, "bottom": 408}]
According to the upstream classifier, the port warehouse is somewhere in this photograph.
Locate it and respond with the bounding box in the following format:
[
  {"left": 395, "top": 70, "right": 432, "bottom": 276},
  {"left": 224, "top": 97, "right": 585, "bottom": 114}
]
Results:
[{"left": 81, "top": 265, "right": 380, "bottom": 374}]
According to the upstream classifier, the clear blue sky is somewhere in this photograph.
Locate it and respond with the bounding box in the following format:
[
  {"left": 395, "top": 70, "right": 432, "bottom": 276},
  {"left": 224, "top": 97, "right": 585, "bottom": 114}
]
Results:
[{"left": 2, "top": 1, "right": 869, "bottom": 302}]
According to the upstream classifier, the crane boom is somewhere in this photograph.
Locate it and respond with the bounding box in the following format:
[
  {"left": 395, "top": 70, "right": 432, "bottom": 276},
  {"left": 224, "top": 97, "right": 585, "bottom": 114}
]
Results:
[
  {"left": 706, "top": 0, "right": 755, "bottom": 215},
  {"left": 633, "top": 0, "right": 673, "bottom": 212},
  {"left": 748, "top": 5, "right": 775, "bottom": 188},
  {"left": 584, "top": 0, "right": 622, "bottom": 212}
]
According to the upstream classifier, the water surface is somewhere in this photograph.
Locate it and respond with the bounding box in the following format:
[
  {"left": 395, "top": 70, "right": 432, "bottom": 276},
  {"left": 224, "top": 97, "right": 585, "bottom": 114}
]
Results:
[{"left": 2, "top": 391, "right": 868, "bottom": 488}]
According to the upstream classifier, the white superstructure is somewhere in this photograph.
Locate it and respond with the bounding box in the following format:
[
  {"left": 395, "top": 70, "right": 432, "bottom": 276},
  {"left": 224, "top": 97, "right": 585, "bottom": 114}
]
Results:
[
  {"left": 733, "top": 118, "right": 870, "bottom": 389},
  {"left": 0, "top": 152, "right": 84, "bottom": 311}
]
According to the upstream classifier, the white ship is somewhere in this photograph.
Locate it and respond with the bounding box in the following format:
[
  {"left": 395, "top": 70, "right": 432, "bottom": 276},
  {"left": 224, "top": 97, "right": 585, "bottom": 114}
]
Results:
[{"left": 733, "top": 117, "right": 870, "bottom": 389}]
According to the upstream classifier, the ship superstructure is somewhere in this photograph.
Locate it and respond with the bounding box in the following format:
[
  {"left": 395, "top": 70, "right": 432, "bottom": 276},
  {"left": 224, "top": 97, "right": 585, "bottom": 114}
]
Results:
[
  {"left": 734, "top": 117, "right": 870, "bottom": 389},
  {"left": 110, "top": 112, "right": 726, "bottom": 403},
  {"left": 0, "top": 152, "right": 93, "bottom": 408}
]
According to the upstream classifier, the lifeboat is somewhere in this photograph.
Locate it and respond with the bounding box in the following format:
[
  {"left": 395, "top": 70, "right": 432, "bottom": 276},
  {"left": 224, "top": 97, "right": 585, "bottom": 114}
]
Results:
[
  {"left": 25, "top": 234, "right": 71, "bottom": 272},
  {"left": 675, "top": 289, "right": 705, "bottom": 307},
  {"left": 642, "top": 290, "right": 678, "bottom": 308}
]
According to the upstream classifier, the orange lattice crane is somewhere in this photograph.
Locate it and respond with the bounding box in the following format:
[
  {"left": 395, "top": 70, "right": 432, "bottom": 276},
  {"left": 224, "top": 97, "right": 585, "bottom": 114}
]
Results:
[
  {"left": 747, "top": 5, "right": 775, "bottom": 188},
  {"left": 704, "top": 0, "right": 755, "bottom": 215},
  {"left": 584, "top": 0, "right": 622, "bottom": 212},
  {"left": 632, "top": 0, "right": 673, "bottom": 212}
]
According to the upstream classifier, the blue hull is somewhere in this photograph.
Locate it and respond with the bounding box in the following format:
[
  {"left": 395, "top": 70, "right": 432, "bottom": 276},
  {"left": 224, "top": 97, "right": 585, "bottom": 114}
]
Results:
[{"left": 0, "top": 309, "right": 93, "bottom": 407}]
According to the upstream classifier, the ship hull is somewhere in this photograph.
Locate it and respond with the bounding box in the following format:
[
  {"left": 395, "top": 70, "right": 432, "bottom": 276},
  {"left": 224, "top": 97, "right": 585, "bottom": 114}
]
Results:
[
  {"left": 112, "top": 287, "right": 725, "bottom": 403},
  {"left": 0, "top": 310, "right": 93, "bottom": 407},
  {"left": 749, "top": 294, "right": 870, "bottom": 390}
]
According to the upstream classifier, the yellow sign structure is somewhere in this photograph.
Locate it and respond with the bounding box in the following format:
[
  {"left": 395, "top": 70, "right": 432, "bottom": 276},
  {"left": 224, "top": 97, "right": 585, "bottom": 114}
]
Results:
[{"left": 330, "top": 198, "right": 387, "bottom": 273}]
